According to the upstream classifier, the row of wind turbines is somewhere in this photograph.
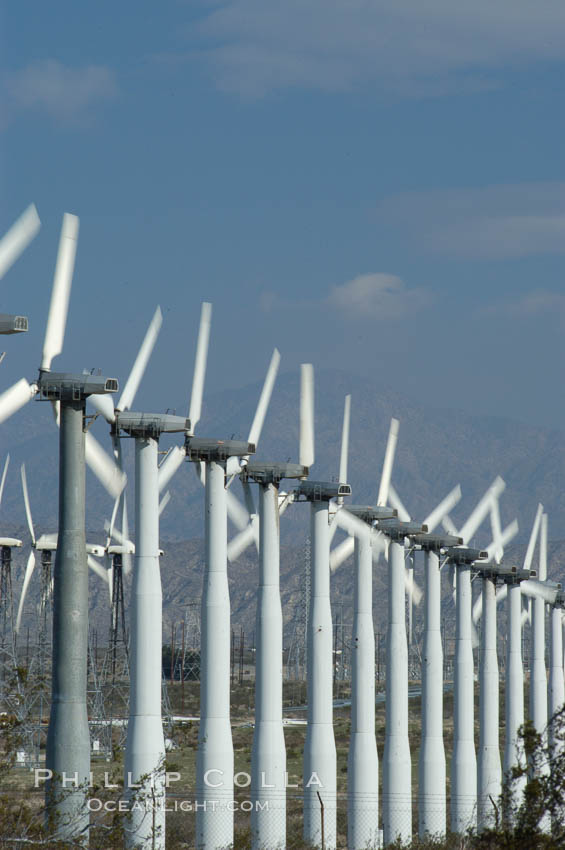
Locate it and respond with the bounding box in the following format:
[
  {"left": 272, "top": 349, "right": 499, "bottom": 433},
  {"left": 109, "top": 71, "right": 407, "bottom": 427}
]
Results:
[{"left": 1, "top": 208, "right": 564, "bottom": 850}]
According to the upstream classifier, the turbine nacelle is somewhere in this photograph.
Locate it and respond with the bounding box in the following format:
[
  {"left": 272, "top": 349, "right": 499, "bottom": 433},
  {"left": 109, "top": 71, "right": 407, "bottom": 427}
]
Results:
[
  {"left": 243, "top": 462, "right": 308, "bottom": 485},
  {"left": 376, "top": 518, "right": 428, "bottom": 540},
  {"left": 412, "top": 532, "right": 463, "bottom": 551},
  {"left": 445, "top": 546, "right": 488, "bottom": 565},
  {"left": 115, "top": 411, "right": 190, "bottom": 439},
  {"left": 474, "top": 563, "right": 536, "bottom": 582},
  {"left": 38, "top": 371, "right": 118, "bottom": 401},
  {"left": 185, "top": 437, "right": 255, "bottom": 463},
  {"left": 0, "top": 314, "right": 28, "bottom": 335},
  {"left": 0, "top": 538, "right": 23, "bottom": 548},
  {"left": 346, "top": 505, "right": 398, "bottom": 523},
  {"left": 293, "top": 480, "right": 351, "bottom": 502}
]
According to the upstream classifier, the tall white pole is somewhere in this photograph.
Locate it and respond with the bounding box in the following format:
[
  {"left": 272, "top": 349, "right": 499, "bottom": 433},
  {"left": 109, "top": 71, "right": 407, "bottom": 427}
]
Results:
[
  {"left": 304, "top": 500, "right": 337, "bottom": 850},
  {"left": 530, "top": 598, "right": 548, "bottom": 739},
  {"left": 251, "top": 483, "right": 286, "bottom": 850},
  {"left": 451, "top": 564, "right": 477, "bottom": 833},
  {"left": 383, "top": 539, "right": 411, "bottom": 845},
  {"left": 125, "top": 436, "right": 166, "bottom": 850},
  {"left": 196, "top": 461, "right": 234, "bottom": 850},
  {"left": 348, "top": 524, "right": 379, "bottom": 850},
  {"left": 548, "top": 605, "right": 564, "bottom": 752},
  {"left": 504, "top": 582, "right": 526, "bottom": 815},
  {"left": 418, "top": 549, "right": 446, "bottom": 838},
  {"left": 477, "top": 574, "right": 501, "bottom": 831}
]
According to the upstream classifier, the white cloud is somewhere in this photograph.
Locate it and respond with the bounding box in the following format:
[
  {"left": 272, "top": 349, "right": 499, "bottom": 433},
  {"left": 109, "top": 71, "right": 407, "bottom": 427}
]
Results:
[
  {"left": 326, "top": 273, "right": 430, "bottom": 319},
  {"left": 5, "top": 60, "right": 118, "bottom": 122},
  {"left": 191, "top": 0, "right": 565, "bottom": 96},
  {"left": 377, "top": 182, "right": 565, "bottom": 259}
]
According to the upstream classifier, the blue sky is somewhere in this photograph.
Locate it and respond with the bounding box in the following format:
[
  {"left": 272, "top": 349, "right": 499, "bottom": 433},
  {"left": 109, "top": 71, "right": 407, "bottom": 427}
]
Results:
[{"left": 2, "top": 1, "right": 565, "bottom": 428}]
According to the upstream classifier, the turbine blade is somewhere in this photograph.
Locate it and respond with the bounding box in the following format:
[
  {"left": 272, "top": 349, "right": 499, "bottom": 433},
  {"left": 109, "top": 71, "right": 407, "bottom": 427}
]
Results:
[
  {"left": 424, "top": 485, "right": 462, "bottom": 533},
  {"left": 388, "top": 482, "right": 411, "bottom": 522},
  {"left": 299, "top": 364, "right": 314, "bottom": 468},
  {"left": 0, "top": 454, "right": 9, "bottom": 509},
  {"left": 226, "top": 488, "right": 251, "bottom": 532},
  {"left": 20, "top": 464, "right": 35, "bottom": 545},
  {"left": 523, "top": 503, "right": 543, "bottom": 572},
  {"left": 188, "top": 302, "right": 212, "bottom": 432},
  {"left": 41, "top": 213, "right": 79, "bottom": 372},
  {"left": 330, "top": 536, "right": 354, "bottom": 573},
  {"left": 15, "top": 550, "right": 36, "bottom": 633},
  {"left": 89, "top": 393, "right": 116, "bottom": 424},
  {"left": 377, "top": 417, "right": 399, "bottom": 507},
  {"left": 247, "top": 348, "right": 280, "bottom": 447},
  {"left": 278, "top": 491, "right": 293, "bottom": 515},
  {"left": 0, "top": 378, "right": 35, "bottom": 424},
  {"left": 0, "top": 204, "right": 41, "bottom": 280},
  {"left": 337, "top": 394, "right": 351, "bottom": 505},
  {"left": 117, "top": 305, "right": 163, "bottom": 412},
  {"left": 121, "top": 495, "right": 132, "bottom": 575},
  {"left": 87, "top": 554, "right": 109, "bottom": 585},
  {"left": 441, "top": 513, "right": 459, "bottom": 536},
  {"left": 159, "top": 490, "right": 171, "bottom": 516},
  {"left": 106, "top": 492, "right": 121, "bottom": 548},
  {"left": 404, "top": 567, "right": 423, "bottom": 606},
  {"left": 485, "top": 519, "right": 519, "bottom": 562},
  {"left": 241, "top": 480, "right": 256, "bottom": 517},
  {"left": 85, "top": 432, "right": 126, "bottom": 499},
  {"left": 472, "top": 594, "right": 483, "bottom": 625},
  {"left": 459, "top": 476, "right": 505, "bottom": 544},
  {"left": 227, "top": 524, "right": 256, "bottom": 562},
  {"left": 158, "top": 444, "right": 186, "bottom": 492},
  {"left": 521, "top": 579, "right": 558, "bottom": 605},
  {"left": 540, "top": 513, "right": 548, "bottom": 581}
]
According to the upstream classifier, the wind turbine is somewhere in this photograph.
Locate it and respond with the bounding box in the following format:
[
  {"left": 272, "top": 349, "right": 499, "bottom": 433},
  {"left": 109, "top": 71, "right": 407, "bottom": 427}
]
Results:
[
  {"left": 530, "top": 512, "right": 549, "bottom": 769},
  {"left": 290, "top": 366, "right": 352, "bottom": 850},
  {"left": 185, "top": 352, "right": 285, "bottom": 850},
  {"left": 388, "top": 483, "right": 463, "bottom": 840},
  {"left": 224, "top": 354, "right": 310, "bottom": 850},
  {"left": 0, "top": 204, "right": 40, "bottom": 337},
  {"left": 0, "top": 212, "right": 124, "bottom": 842},
  {"left": 89, "top": 304, "right": 203, "bottom": 850},
  {"left": 437, "top": 476, "right": 509, "bottom": 834}
]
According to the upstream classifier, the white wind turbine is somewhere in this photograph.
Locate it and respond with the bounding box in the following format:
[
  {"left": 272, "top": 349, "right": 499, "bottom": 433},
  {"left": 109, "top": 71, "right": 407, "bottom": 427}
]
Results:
[
  {"left": 387, "top": 483, "right": 463, "bottom": 840},
  {"left": 470, "top": 504, "right": 535, "bottom": 831},
  {"left": 440, "top": 476, "right": 507, "bottom": 835},
  {"left": 88, "top": 304, "right": 208, "bottom": 850},
  {"left": 224, "top": 357, "right": 317, "bottom": 850}
]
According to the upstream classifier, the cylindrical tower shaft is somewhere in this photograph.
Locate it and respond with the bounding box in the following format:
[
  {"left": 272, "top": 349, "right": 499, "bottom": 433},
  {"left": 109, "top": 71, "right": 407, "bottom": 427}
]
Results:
[
  {"left": 304, "top": 500, "right": 337, "bottom": 850},
  {"left": 46, "top": 401, "right": 90, "bottom": 843},
  {"left": 251, "top": 483, "right": 286, "bottom": 850},
  {"left": 348, "top": 524, "right": 379, "bottom": 850},
  {"left": 530, "top": 596, "right": 548, "bottom": 737},
  {"left": 418, "top": 550, "right": 446, "bottom": 837},
  {"left": 504, "top": 583, "right": 526, "bottom": 815},
  {"left": 548, "top": 606, "right": 564, "bottom": 753},
  {"left": 451, "top": 564, "right": 477, "bottom": 833},
  {"left": 383, "top": 539, "right": 411, "bottom": 845},
  {"left": 196, "top": 461, "right": 234, "bottom": 849},
  {"left": 477, "top": 575, "right": 501, "bottom": 830},
  {"left": 125, "top": 436, "right": 166, "bottom": 849}
]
